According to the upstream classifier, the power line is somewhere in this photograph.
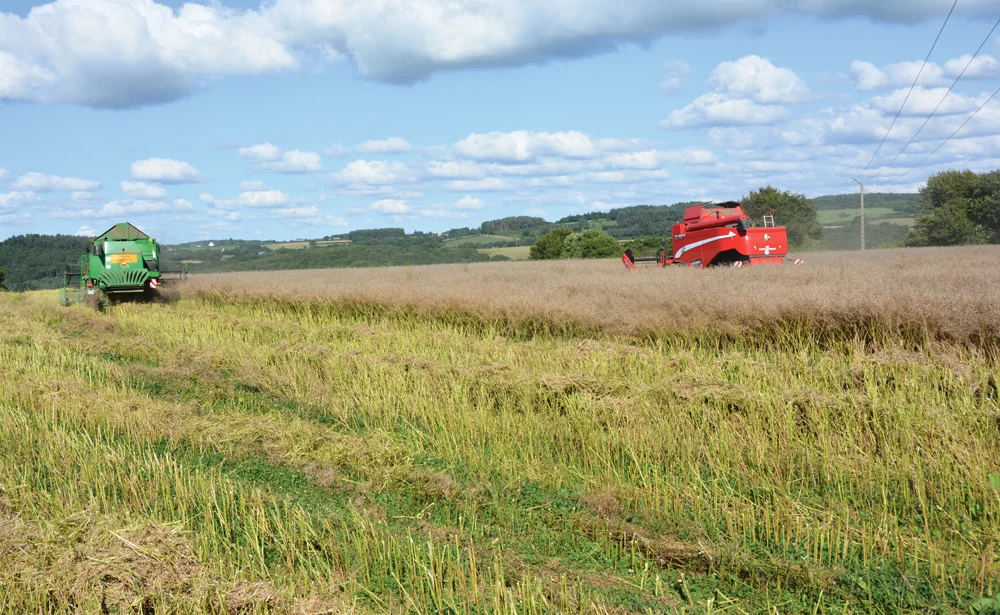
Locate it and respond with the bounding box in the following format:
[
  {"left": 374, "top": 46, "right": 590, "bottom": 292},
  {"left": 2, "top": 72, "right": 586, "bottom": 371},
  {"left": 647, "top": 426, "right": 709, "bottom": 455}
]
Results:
[
  {"left": 859, "top": 0, "right": 959, "bottom": 179},
  {"left": 882, "top": 82, "right": 1000, "bottom": 183},
  {"left": 872, "top": 16, "right": 1000, "bottom": 179}
]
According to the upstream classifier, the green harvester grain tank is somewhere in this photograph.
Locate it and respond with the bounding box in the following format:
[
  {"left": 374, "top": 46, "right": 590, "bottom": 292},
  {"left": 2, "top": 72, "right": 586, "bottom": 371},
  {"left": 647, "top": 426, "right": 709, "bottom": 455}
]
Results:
[{"left": 60, "top": 222, "right": 186, "bottom": 309}]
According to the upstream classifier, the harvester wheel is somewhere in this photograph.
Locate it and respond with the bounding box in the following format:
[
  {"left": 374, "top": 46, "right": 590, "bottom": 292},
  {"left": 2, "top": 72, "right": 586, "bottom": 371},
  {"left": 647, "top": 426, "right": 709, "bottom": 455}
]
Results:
[{"left": 84, "top": 290, "right": 103, "bottom": 311}]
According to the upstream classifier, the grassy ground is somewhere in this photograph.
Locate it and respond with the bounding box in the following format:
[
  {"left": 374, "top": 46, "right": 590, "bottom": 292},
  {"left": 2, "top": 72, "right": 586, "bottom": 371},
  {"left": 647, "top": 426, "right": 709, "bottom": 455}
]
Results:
[
  {"left": 1, "top": 249, "right": 999, "bottom": 613},
  {"left": 478, "top": 246, "right": 532, "bottom": 260}
]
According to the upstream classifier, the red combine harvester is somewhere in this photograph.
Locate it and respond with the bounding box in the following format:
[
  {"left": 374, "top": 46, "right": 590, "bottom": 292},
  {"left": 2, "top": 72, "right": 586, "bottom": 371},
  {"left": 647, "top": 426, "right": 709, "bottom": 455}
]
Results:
[{"left": 623, "top": 201, "right": 802, "bottom": 269}]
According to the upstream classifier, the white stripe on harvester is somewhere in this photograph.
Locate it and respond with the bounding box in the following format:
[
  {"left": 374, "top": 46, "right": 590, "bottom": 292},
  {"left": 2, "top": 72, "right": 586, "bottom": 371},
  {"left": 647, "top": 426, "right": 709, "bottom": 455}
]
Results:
[{"left": 673, "top": 231, "right": 737, "bottom": 259}]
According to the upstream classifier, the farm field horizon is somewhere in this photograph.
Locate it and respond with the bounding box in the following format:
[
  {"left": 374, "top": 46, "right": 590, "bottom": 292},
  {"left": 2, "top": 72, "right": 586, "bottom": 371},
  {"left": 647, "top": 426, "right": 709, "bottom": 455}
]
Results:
[{"left": 2, "top": 246, "right": 999, "bottom": 614}]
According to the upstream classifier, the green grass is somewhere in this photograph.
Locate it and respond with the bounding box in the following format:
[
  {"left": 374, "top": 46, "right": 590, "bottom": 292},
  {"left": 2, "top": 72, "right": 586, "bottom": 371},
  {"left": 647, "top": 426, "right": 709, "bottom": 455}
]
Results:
[
  {"left": 1, "top": 289, "right": 998, "bottom": 613},
  {"left": 478, "top": 246, "right": 532, "bottom": 260}
]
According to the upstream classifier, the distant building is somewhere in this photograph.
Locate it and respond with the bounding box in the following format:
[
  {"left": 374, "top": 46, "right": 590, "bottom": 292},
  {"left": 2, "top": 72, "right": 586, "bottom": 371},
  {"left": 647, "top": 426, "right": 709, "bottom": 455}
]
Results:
[{"left": 208, "top": 242, "right": 215, "bottom": 247}]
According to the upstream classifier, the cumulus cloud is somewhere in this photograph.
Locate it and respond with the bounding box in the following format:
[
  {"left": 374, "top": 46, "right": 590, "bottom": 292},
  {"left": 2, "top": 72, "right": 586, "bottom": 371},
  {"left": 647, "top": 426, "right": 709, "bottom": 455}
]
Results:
[
  {"left": 868, "top": 87, "right": 980, "bottom": 116},
  {"left": 453, "top": 196, "right": 485, "bottom": 210},
  {"left": 661, "top": 56, "right": 806, "bottom": 129},
  {"left": 237, "top": 180, "right": 268, "bottom": 191},
  {"left": 944, "top": 54, "right": 1000, "bottom": 80},
  {"left": 445, "top": 178, "right": 514, "bottom": 191},
  {"left": 324, "top": 143, "right": 352, "bottom": 157},
  {"left": 707, "top": 55, "right": 811, "bottom": 104},
  {"left": 239, "top": 143, "right": 283, "bottom": 162},
  {"left": 850, "top": 60, "right": 946, "bottom": 91},
  {"left": 237, "top": 190, "right": 292, "bottom": 207},
  {"left": 0, "top": 191, "right": 42, "bottom": 210},
  {"left": 240, "top": 144, "right": 322, "bottom": 173},
  {"left": 0, "top": 0, "right": 294, "bottom": 108},
  {"left": 263, "top": 150, "right": 322, "bottom": 173},
  {"left": 80, "top": 199, "right": 174, "bottom": 218},
  {"left": 661, "top": 93, "right": 788, "bottom": 129},
  {"left": 1, "top": 1, "right": 997, "bottom": 108},
  {"left": 370, "top": 198, "right": 410, "bottom": 213},
  {"left": 331, "top": 160, "right": 418, "bottom": 185},
  {"left": 13, "top": 172, "right": 100, "bottom": 191},
  {"left": 0, "top": 168, "right": 9, "bottom": 181},
  {"left": 131, "top": 158, "right": 207, "bottom": 183},
  {"left": 75, "top": 225, "right": 98, "bottom": 236},
  {"left": 355, "top": 137, "right": 412, "bottom": 154},
  {"left": 121, "top": 180, "right": 167, "bottom": 199},
  {"left": 453, "top": 131, "right": 599, "bottom": 162},
  {"left": 659, "top": 60, "right": 690, "bottom": 91},
  {"left": 270, "top": 206, "right": 348, "bottom": 226}
]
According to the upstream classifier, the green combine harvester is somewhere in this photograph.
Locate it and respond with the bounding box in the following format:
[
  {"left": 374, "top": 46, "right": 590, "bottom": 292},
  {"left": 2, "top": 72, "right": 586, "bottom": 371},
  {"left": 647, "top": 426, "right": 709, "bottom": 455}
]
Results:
[{"left": 60, "top": 222, "right": 185, "bottom": 309}]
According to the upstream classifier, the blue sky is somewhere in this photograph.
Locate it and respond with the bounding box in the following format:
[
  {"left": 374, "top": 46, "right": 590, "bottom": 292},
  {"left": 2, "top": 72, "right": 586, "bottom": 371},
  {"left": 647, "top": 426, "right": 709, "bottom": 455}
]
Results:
[{"left": 1, "top": 1, "right": 998, "bottom": 242}]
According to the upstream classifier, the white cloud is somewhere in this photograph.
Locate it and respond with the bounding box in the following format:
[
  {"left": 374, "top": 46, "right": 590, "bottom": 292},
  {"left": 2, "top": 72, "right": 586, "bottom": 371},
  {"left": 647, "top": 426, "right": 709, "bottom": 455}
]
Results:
[
  {"left": 661, "top": 93, "right": 787, "bottom": 129},
  {"left": 331, "top": 160, "right": 418, "bottom": 185},
  {"left": 425, "top": 160, "right": 486, "bottom": 179},
  {"left": 659, "top": 60, "right": 690, "bottom": 91},
  {"left": 0, "top": 168, "right": 9, "bottom": 181},
  {"left": 238, "top": 143, "right": 283, "bottom": 162},
  {"left": 370, "top": 199, "right": 410, "bottom": 213},
  {"left": 850, "top": 59, "right": 946, "bottom": 91},
  {"left": 708, "top": 127, "right": 757, "bottom": 149},
  {"left": 71, "top": 191, "right": 100, "bottom": 203},
  {"left": 237, "top": 190, "right": 292, "bottom": 207},
  {"left": 707, "top": 55, "right": 811, "bottom": 104},
  {"left": 1, "top": 1, "right": 997, "bottom": 109},
  {"left": 121, "top": 181, "right": 167, "bottom": 199},
  {"left": 131, "top": 158, "right": 207, "bottom": 183},
  {"left": 868, "top": 87, "right": 979, "bottom": 116},
  {"left": 240, "top": 144, "right": 322, "bottom": 173},
  {"left": 13, "top": 172, "right": 101, "bottom": 192},
  {"left": 661, "top": 56, "right": 805, "bottom": 130},
  {"left": 74, "top": 225, "right": 97, "bottom": 236},
  {"left": 453, "top": 131, "right": 599, "bottom": 162},
  {"left": 271, "top": 206, "right": 318, "bottom": 218},
  {"left": 199, "top": 192, "right": 215, "bottom": 203},
  {"left": 944, "top": 54, "right": 1000, "bottom": 80},
  {"left": 355, "top": 137, "right": 412, "bottom": 154},
  {"left": 453, "top": 196, "right": 485, "bottom": 210},
  {"left": 238, "top": 180, "right": 269, "bottom": 191},
  {"left": 0, "top": 1, "right": 294, "bottom": 108},
  {"left": 173, "top": 198, "right": 194, "bottom": 211},
  {"left": 262, "top": 150, "right": 322, "bottom": 173},
  {"left": 445, "top": 178, "right": 514, "bottom": 191},
  {"left": 417, "top": 208, "right": 469, "bottom": 219},
  {"left": 0, "top": 191, "right": 42, "bottom": 210},
  {"left": 81, "top": 199, "right": 173, "bottom": 218},
  {"left": 324, "top": 143, "right": 352, "bottom": 157}
]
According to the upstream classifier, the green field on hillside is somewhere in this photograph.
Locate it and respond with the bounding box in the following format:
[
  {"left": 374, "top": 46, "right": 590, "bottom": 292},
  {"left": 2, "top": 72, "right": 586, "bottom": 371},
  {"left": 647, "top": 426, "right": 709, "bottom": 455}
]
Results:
[
  {"left": 443, "top": 234, "right": 520, "bottom": 246},
  {"left": 478, "top": 245, "right": 532, "bottom": 260},
  {"left": 818, "top": 207, "right": 897, "bottom": 226}
]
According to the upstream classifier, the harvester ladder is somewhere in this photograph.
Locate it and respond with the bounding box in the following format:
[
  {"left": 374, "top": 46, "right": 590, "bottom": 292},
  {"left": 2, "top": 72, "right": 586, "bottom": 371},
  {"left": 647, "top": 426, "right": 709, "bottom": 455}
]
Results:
[{"left": 763, "top": 214, "right": 775, "bottom": 227}]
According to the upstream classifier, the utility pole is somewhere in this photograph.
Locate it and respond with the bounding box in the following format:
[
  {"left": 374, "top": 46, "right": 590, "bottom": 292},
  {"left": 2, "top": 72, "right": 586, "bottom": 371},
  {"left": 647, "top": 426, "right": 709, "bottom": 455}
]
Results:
[{"left": 852, "top": 178, "right": 865, "bottom": 251}]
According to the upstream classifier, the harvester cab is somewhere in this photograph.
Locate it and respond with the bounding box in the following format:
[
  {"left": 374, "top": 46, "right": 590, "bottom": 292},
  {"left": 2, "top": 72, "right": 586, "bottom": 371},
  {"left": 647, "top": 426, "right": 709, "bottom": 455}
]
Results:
[
  {"left": 622, "top": 201, "right": 800, "bottom": 269},
  {"left": 60, "top": 222, "right": 186, "bottom": 309}
]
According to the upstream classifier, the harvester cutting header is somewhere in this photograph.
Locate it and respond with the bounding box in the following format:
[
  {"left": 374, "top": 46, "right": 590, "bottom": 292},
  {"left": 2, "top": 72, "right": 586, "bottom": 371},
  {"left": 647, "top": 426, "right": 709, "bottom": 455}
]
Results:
[
  {"left": 623, "top": 201, "right": 801, "bottom": 269},
  {"left": 60, "top": 222, "right": 185, "bottom": 309}
]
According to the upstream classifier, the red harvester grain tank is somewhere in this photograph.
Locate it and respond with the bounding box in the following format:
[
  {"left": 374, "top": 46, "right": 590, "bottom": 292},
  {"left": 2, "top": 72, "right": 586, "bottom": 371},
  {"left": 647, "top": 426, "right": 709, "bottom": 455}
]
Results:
[{"left": 623, "top": 201, "right": 797, "bottom": 269}]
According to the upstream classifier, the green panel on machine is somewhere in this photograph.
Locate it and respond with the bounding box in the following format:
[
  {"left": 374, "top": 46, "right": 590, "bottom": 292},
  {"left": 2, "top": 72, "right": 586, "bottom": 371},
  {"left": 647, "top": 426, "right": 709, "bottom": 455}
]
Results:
[{"left": 60, "top": 222, "right": 186, "bottom": 309}]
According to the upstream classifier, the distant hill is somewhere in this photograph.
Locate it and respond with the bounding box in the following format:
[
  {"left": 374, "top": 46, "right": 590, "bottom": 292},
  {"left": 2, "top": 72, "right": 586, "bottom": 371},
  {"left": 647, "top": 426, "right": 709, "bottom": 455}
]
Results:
[
  {"left": 0, "top": 192, "right": 921, "bottom": 289},
  {"left": 0, "top": 234, "right": 91, "bottom": 291}
]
